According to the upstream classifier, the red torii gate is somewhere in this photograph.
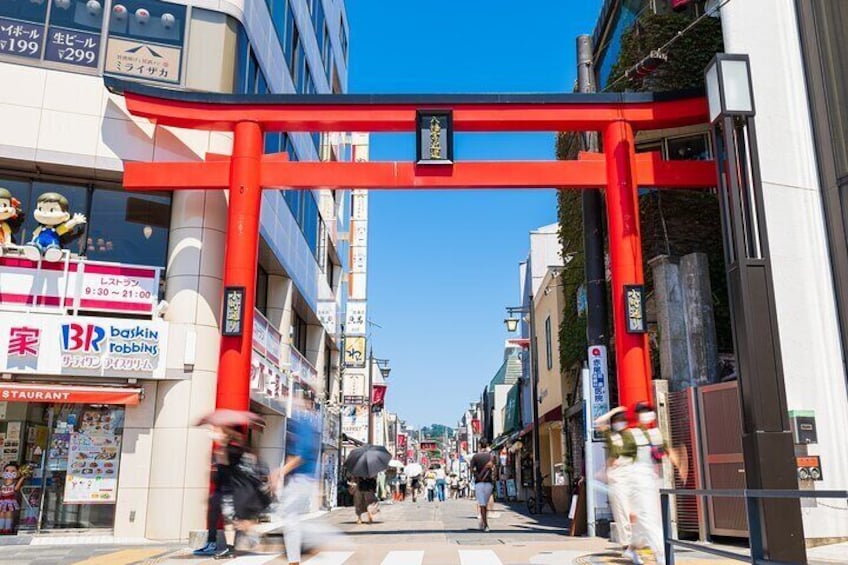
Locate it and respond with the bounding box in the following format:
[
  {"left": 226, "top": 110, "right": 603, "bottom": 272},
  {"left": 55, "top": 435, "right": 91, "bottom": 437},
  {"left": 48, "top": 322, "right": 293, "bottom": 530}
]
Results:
[{"left": 105, "top": 79, "right": 717, "bottom": 412}]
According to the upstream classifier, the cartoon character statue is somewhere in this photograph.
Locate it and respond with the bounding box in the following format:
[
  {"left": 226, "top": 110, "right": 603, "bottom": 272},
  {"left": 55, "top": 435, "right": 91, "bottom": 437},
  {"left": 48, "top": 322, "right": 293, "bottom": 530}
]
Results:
[
  {"left": 0, "top": 463, "right": 30, "bottom": 534},
  {"left": 0, "top": 187, "right": 24, "bottom": 257},
  {"left": 23, "top": 192, "right": 86, "bottom": 262}
]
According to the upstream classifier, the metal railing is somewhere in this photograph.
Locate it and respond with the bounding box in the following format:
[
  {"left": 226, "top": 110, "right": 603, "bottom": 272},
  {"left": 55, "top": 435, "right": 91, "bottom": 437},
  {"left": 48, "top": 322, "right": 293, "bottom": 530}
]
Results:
[{"left": 660, "top": 488, "right": 848, "bottom": 565}]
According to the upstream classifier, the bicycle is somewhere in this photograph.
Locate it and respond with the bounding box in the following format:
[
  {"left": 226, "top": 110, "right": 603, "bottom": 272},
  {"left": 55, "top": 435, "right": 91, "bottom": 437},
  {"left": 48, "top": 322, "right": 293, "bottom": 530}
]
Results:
[{"left": 525, "top": 475, "right": 556, "bottom": 514}]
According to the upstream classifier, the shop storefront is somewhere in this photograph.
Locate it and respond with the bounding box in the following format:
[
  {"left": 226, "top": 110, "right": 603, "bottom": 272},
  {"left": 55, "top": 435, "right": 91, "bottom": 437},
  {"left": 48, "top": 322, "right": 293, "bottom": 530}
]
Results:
[
  {"left": 0, "top": 251, "right": 168, "bottom": 534},
  {"left": 0, "top": 383, "right": 140, "bottom": 532}
]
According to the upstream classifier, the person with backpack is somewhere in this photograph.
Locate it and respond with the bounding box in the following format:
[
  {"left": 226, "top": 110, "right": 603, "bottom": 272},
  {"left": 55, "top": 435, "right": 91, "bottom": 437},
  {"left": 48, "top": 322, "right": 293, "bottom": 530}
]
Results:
[{"left": 469, "top": 439, "right": 497, "bottom": 532}]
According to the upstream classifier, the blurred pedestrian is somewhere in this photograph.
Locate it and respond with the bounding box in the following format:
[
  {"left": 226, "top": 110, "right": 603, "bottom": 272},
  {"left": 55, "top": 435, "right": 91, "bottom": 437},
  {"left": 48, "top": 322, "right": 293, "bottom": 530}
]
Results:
[
  {"left": 424, "top": 471, "right": 436, "bottom": 502},
  {"left": 435, "top": 464, "right": 447, "bottom": 502},
  {"left": 410, "top": 474, "right": 421, "bottom": 502},
  {"left": 207, "top": 425, "right": 269, "bottom": 559},
  {"left": 351, "top": 475, "right": 378, "bottom": 524},
  {"left": 470, "top": 439, "right": 496, "bottom": 532},
  {"left": 625, "top": 402, "right": 685, "bottom": 565},
  {"left": 273, "top": 397, "right": 322, "bottom": 565},
  {"left": 398, "top": 469, "right": 408, "bottom": 501},
  {"left": 595, "top": 407, "right": 640, "bottom": 564}
]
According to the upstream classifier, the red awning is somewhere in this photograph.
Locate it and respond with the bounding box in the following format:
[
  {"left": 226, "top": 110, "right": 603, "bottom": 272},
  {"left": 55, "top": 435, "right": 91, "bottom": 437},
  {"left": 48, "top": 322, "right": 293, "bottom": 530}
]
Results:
[{"left": 0, "top": 383, "right": 142, "bottom": 405}]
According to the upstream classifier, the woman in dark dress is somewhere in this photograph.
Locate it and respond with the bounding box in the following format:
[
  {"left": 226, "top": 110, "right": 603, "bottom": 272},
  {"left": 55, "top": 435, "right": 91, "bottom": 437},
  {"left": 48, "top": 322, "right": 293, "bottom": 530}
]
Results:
[{"left": 351, "top": 476, "right": 377, "bottom": 524}]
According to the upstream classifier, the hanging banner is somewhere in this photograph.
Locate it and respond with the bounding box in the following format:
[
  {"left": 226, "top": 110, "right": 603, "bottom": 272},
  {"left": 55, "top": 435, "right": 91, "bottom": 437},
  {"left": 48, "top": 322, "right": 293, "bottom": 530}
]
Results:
[
  {"left": 343, "top": 336, "right": 366, "bottom": 368},
  {"left": 342, "top": 405, "right": 369, "bottom": 443},
  {"left": 345, "top": 302, "right": 367, "bottom": 336},
  {"left": 371, "top": 384, "right": 387, "bottom": 408},
  {"left": 587, "top": 345, "right": 610, "bottom": 441}
]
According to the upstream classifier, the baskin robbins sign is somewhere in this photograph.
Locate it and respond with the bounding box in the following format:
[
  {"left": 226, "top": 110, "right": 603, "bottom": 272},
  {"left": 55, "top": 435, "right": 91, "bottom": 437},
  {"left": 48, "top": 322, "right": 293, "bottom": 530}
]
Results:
[{"left": 0, "top": 312, "right": 168, "bottom": 379}]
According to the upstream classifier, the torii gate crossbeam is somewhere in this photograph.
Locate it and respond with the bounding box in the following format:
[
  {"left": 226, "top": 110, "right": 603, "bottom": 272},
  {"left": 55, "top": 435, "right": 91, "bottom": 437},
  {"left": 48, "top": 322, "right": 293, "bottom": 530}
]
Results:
[{"left": 105, "top": 78, "right": 717, "bottom": 413}]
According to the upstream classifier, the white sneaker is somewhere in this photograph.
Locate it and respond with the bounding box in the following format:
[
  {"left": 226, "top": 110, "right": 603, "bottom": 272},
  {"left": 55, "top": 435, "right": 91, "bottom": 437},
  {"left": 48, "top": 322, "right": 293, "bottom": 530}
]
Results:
[
  {"left": 622, "top": 548, "right": 644, "bottom": 565},
  {"left": 44, "top": 247, "right": 62, "bottom": 262}
]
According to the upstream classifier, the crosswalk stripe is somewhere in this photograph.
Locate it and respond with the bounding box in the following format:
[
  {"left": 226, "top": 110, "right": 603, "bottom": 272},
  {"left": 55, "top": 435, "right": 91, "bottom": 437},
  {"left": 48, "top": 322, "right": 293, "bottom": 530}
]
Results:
[
  {"left": 303, "top": 551, "right": 355, "bottom": 564},
  {"left": 458, "top": 549, "right": 502, "bottom": 565},
  {"left": 227, "top": 555, "right": 280, "bottom": 565},
  {"left": 380, "top": 550, "right": 425, "bottom": 565},
  {"left": 71, "top": 548, "right": 167, "bottom": 565}
]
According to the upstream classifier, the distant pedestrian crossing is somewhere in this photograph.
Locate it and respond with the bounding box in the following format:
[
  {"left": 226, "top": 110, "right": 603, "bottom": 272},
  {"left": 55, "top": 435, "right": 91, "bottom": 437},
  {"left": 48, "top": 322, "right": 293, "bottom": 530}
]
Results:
[{"left": 151, "top": 548, "right": 531, "bottom": 565}]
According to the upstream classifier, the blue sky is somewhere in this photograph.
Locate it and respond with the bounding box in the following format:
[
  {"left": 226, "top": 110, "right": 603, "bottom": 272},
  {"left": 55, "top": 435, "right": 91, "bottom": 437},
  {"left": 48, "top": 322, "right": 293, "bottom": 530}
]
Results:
[{"left": 345, "top": 1, "right": 602, "bottom": 428}]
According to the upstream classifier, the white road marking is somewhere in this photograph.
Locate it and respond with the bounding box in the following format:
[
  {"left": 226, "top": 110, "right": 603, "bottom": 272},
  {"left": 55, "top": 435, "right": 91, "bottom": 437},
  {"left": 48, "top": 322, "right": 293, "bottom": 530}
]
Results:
[
  {"left": 303, "top": 551, "right": 355, "bottom": 564},
  {"left": 458, "top": 549, "right": 503, "bottom": 565},
  {"left": 380, "top": 550, "right": 425, "bottom": 565},
  {"left": 227, "top": 556, "right": 279, "bottom": 565}
]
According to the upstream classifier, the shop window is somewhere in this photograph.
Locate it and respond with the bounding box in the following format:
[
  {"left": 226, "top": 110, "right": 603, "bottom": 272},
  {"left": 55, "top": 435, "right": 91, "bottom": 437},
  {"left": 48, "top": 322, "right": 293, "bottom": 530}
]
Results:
[
  {"left": 18, "top": 181, "right": 90, "bottom": 257},
  {"left": 0, "top": 0, "right": 48, "bottom": 24},
  {"left": 84, "top": 189, "right": 171, "bottom": 267}
]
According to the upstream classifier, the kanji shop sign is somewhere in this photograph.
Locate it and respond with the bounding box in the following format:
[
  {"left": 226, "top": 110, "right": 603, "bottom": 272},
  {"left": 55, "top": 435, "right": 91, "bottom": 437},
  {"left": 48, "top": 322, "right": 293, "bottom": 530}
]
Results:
[
  {"left": 0, "top": 312, "right": 169, "bottom": 379},
  {"left": 0, "top": 257, "right": 161, "bottom": 315},
  {"left": 104, "top": 38, "right": 181, "bottom": 84}
]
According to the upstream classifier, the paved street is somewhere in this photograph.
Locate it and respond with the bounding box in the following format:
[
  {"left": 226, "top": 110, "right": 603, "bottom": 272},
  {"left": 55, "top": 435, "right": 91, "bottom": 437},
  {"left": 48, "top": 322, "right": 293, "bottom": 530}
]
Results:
[
  {"left": 1, "top": 499, "right": 845, "bottom": 564},
  {"left": 0, "top": 498, "right": 767, "bottom": 565}
]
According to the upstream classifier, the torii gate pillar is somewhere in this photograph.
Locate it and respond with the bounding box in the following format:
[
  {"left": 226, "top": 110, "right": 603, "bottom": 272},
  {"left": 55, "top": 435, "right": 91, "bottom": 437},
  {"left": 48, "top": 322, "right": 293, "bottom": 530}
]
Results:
[
  {"left": 604, "top": 121, "right": 651, "bottom": 408},
  {"left": 218, "top": 121, "right": 263, "bottom": 410}
]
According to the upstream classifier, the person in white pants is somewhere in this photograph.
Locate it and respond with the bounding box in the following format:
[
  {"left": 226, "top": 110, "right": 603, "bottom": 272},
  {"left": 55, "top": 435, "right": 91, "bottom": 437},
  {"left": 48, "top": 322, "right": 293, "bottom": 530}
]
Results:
[
  {"left": 596, "top": 407, "right": 640, "bottom": 564},
  {"left": 627, "top": 402, "right": 684, "bottom": 565}
]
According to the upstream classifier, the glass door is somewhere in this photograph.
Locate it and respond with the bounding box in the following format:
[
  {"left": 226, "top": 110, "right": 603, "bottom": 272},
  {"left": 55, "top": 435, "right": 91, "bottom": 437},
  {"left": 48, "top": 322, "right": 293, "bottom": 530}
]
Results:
[{"left": 38, "top": 404, "right": 125, "bottom": 531}]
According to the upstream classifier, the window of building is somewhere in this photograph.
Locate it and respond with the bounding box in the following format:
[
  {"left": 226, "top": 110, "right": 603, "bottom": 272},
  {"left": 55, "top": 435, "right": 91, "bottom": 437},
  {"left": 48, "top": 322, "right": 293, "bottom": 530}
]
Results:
[
  {"left": 288, "top": 21, "right": 300, "bottom": 78},
  {"left": 665, "top": 133, "right": 711, "bottom": 161},
  {"left": 292, "top": 311, "right": 308, "bottom": 355},
  {"left": 0, "top": 175, "right": 171, "bottom": 268},
  {"left": 107, "top": 0, "right": 185, "bottom": 46},
  {"left": 271, "top": 0, "right": 289, "bottom": 49},
  {"left": 85, "top": 188, "right": 171, "bottom": 266},
  {"left": 545, "top": 316, "right": 553, "bottom": 371},
  {"left": 255, "top": 265, "right": 268, "bottom": 315},
  {"left": 339, "top": 13, "right": 348, "bottom": 62},
  {"left": 322, "top": 22, "right": 331, "bottom": 76}
]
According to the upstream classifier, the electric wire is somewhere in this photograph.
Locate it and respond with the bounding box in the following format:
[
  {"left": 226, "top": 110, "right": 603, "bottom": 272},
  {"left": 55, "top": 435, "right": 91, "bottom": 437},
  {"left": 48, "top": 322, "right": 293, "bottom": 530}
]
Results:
[{"left": 602, "top": 0, "right": 734, "bottom": 92}]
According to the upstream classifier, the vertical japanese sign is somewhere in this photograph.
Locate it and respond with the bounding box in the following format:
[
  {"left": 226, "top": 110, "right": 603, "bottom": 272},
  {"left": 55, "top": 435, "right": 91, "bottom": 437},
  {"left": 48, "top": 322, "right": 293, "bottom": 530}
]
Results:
[
  {"left": 104, "top": 38, "right": 181, "bottom": 84},
  {"left": 587, "top": 346, "right": 610, "bottom": 441},
  {"left": 624, "top": 285, "right": 647, "bottom": 333},
  {"left": 343, "top": 336, "right": 366, "bottom": 368},
  {"left": 45, "top": 28, "right": 100, "bottom": 68},
  {"left": 0, "top": 18, "right": 44, "bottom": 59},
  {"left": 222, "top": 287, "right": 245, "bottom": 337}
]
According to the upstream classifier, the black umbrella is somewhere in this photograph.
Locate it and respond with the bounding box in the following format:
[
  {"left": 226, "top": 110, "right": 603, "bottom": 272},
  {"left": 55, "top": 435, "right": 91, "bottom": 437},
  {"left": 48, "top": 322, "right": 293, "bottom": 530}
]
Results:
[{"left": 344, "top": 444, "right": 391, "bottom": 478}]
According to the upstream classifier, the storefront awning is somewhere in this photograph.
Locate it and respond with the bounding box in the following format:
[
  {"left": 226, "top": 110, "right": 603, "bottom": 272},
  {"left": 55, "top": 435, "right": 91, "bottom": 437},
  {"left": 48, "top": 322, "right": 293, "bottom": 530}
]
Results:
[{"left": 0, "top": 383, "right": 142, "bottom": 405}]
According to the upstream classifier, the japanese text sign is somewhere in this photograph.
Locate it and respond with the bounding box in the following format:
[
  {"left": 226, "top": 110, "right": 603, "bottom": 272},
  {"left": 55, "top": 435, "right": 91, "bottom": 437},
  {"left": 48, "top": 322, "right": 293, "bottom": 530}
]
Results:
[
  {"left": 45, "top": 27, "right": 100, "bottom": 68},
  {"left": 0, "top": 18, "right": 43, "bottom": 59},
  {"left": 222, "top": 287, "right": 245, "bottom": 337},
  {"left": 0, "top": 312, "right": 168, "bottom": 379},
  {"left": 588, "top": 345, "right": 610, "bottom": 441},
  {"left": 105, "top": 38, "right": 181, "bottom": 84},
  {"left": 624, "top": 285, "right": 647, "bottom": 333}
]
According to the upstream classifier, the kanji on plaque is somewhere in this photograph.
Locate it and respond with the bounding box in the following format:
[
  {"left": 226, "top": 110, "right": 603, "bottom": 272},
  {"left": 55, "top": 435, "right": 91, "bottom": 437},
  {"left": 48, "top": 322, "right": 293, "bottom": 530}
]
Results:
[
  {"left": 8, "top": 328, "right": 40, "bottom": 358},
  {"left": 624, "top": 285, "right": 646, "bottom": 333}
]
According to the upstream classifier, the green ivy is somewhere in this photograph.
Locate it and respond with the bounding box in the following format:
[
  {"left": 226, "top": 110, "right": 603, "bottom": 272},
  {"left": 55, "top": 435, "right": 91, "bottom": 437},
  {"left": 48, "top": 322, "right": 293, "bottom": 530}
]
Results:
[{"left": 607, "top": 12, "right": 724, "bottom": 92}]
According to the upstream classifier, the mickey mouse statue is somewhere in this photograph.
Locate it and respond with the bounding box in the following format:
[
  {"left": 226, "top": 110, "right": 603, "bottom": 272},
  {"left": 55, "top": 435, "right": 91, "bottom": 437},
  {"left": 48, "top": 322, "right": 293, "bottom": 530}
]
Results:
[
  {"left": 22, "top": 192, "right": 86, "bottom": 262},
  {"left": 0, "top": 187, "right": 23, "bottom": 257}
]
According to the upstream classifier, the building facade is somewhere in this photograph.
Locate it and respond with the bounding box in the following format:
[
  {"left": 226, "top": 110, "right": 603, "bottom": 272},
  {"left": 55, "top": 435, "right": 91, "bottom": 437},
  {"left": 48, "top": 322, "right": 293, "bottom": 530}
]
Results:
[
  {"left": 590, "top": 0, "right": 848, "bottom": 543},
  {"left": 0, "top": 0, "right": 351, "bottom": 541}
]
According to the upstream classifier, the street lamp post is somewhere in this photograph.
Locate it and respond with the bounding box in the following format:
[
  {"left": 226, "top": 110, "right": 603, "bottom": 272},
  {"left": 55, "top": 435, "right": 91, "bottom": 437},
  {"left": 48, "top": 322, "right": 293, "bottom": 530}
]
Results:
[
  {"left": 367, "top": 351, "right": 391, "bottom": 445},
  {"left": 505, "top": 298, "right": 543, "bottom": 513},
  {"left": 705, "top": 54, "right": 805, "bottom": 563}
]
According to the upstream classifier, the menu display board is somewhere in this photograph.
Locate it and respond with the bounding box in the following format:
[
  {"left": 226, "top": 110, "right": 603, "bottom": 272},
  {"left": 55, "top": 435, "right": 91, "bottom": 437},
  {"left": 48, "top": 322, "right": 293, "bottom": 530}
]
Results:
[
  {"left": 3, "top": 421, "right": 21, "bottom": 462},
  {"left": 63, "top": 431, "right": 121, "bottom": 504}
]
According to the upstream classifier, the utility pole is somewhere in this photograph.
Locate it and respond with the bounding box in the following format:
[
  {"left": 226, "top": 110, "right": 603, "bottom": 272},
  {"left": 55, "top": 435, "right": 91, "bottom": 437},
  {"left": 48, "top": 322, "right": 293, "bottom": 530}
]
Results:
[
  {"left": 578, "top": 35, "right": 608, "bottom": 360},
  {"left": 577, "top": 34, "right": 610, "bottom": 538},
  {"left": 336, "top": 325, "right": 346, "bottom": 500},
  {"left": 367, "top": 349, "right": 374, "bottom": 445}
]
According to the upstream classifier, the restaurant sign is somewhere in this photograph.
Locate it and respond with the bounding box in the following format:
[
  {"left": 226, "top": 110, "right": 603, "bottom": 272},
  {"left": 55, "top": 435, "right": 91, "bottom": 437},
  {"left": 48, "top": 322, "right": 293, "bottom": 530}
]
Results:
[
  {"left": 104, "top": 38, "right": 181, "bottom": 84},
  {"left": 0, "top": 312, "right": 168, "bottom": 379}
]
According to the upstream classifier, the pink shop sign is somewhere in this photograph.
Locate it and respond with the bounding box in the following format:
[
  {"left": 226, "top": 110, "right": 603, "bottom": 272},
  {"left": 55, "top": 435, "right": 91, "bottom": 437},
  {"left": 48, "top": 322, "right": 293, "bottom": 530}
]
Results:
[{"left": 0, "top": 257, "right": 160, "bottom": 315}]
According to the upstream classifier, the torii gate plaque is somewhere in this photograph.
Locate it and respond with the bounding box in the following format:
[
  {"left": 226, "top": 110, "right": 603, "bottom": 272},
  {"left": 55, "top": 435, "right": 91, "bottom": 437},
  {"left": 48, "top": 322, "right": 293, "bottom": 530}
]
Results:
[{"left": 105, "top": 79, "right": 716, "bottom": 412}]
